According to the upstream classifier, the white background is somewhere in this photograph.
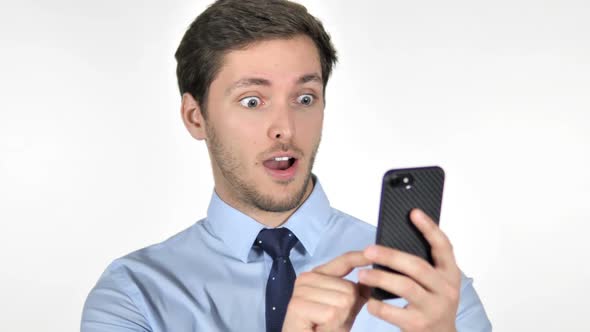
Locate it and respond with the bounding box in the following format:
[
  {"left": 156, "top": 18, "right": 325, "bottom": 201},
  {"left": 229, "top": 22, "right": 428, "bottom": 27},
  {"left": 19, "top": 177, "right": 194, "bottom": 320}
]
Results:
[{"left": 1, "top": 0, "right": 589, "bottom": 331}]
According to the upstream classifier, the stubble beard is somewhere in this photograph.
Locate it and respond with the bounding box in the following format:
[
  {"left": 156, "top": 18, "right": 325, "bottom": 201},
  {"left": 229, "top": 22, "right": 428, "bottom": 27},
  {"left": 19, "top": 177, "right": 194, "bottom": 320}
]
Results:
[{"left": 206, "top": 123, "right": 319, "bottom": 213}]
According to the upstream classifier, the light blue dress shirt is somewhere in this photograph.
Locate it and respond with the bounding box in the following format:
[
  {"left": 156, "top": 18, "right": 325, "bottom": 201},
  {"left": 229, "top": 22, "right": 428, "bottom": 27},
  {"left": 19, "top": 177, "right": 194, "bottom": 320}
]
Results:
[{"left": 82, "top": 178, "right": 491, "bottom": 331}]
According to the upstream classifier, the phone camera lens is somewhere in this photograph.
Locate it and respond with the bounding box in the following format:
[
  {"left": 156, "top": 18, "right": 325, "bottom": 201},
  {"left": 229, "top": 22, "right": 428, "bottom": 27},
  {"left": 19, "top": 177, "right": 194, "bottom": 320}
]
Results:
[
  {"left": 389, "top": 176, "right": 401, "bottom": 187},
  {"left": 389, "top": 174, "right": 414, "bottom": 188}
]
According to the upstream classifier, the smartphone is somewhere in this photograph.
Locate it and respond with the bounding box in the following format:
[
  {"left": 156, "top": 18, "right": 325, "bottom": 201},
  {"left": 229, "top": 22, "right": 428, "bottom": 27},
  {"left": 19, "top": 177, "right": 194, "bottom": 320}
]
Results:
[{"left": 371, "top": 166, "right": 445, "bottom": 300}]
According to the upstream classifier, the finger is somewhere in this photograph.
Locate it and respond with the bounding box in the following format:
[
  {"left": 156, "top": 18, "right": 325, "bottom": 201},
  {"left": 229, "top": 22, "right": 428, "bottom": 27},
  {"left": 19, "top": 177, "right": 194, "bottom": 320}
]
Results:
[
  {"left": 363, "top": 245, "right": 443, "bottom": 293},
  {"left": 313, "top": 251, "right": 372, "bottom": 277},
  {"left": 285, "top": 296, "right": 342, "bottom": 329},
  {"left": 292, "top": 285, "right": 361, "bottom": 310},
  {"left": 358, "top": 269, "right": 427, "bottom": 306},
  {"left": 296, "top": 271, "right": 359, "bottom": 295},
  {"left": 366, "top": 298, "right": 417, "bottom": 330},
  {"left": 410, "top": 209, "right": 457, "bottom": 270}
]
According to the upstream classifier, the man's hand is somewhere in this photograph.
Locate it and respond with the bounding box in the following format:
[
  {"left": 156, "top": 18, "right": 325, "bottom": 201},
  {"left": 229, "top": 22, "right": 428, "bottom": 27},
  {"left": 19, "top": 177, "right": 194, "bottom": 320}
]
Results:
[
  {"left": 359, "top": 209, "right": 461, "bottom": 332},
  {"left": 282, "top": 252, "right": 372, "bottom": 332}
]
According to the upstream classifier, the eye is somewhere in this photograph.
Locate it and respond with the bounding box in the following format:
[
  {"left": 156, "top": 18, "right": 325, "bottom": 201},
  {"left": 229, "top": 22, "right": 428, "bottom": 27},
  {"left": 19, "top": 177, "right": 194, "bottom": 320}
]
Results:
[
  {"left": 239, "top": 96, "right": 262, "bottom": 109},
  {"left": 296, "top": 94, "right": 314, "bottom": 106}
]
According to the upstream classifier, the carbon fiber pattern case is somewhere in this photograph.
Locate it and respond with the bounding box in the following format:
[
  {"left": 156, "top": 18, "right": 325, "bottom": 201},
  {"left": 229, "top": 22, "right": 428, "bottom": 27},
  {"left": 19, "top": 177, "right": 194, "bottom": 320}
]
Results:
[{"left": 372, "top": 166, "right": 445, "bottom": 300}]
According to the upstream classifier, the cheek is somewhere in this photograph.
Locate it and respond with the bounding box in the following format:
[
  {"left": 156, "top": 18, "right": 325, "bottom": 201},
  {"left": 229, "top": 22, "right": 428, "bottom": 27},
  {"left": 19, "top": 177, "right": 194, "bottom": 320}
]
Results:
[
  {"left": 297, "top": 112, "right": 323, "bottom": 140},
  {"left": 210, "top": 107, "right": 261, "bottom": 142},
  {"left": 219, "top": 115, "right": 264, "bottom": 162}
]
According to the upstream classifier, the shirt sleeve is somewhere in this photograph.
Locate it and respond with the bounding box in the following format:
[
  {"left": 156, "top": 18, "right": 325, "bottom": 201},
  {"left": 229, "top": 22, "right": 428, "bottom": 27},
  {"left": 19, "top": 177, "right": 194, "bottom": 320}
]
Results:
[
  {"left": 81, "top": 266, "right": 151, "bottom": 332},
  {"left": 456, "top": 273, "right": 492, "bottom": 331}
]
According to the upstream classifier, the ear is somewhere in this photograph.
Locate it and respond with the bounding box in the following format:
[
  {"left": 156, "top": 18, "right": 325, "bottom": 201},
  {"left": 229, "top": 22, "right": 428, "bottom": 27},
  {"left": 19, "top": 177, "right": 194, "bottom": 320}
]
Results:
[{"left": 181, "top": 93, "right": 207, "bottom": 140}]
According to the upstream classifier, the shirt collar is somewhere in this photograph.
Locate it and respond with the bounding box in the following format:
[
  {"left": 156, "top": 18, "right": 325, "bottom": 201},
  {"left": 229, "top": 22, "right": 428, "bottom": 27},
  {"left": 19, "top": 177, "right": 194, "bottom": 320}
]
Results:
[{"left": 205, "top": 175, "right": 332, "bottom": 263}]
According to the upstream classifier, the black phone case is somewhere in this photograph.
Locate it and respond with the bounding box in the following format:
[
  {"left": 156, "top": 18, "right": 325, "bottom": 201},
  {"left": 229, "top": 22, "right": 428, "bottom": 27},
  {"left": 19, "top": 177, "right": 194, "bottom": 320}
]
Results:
[{"left": 372, "top": 166, "right": 445, "bottom": 300}]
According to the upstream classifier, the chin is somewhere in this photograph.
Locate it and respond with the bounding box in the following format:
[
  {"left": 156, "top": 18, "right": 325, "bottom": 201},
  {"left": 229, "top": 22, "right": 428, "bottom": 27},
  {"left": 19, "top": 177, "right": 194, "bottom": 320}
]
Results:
[{"left": 251, "top": 175, "right": 311, "bottom": 212}]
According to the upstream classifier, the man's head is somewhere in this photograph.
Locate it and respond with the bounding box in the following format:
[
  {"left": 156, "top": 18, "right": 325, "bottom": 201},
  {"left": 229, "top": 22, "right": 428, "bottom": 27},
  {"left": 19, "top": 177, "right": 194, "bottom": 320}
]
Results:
[{"left": 176, "top": 0, "right": 337, "bottom": 221}]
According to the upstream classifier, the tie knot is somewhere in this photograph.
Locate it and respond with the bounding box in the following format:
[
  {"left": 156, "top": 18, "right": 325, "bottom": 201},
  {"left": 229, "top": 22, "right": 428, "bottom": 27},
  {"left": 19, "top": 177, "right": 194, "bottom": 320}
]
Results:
[{"left": 255, "top": 228, "right": 298, "bottom": 259}]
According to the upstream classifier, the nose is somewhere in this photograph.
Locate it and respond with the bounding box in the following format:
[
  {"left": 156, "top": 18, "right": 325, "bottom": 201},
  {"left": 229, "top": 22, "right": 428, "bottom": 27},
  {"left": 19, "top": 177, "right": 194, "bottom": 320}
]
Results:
[{"left": 267, "top": 104, "right": 295, "bottom": 142}]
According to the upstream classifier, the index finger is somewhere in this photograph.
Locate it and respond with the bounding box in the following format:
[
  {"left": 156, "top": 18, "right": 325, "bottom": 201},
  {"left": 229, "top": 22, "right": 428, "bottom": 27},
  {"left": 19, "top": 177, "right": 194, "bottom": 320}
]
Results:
[
  {"left": 410, "top": 209, "right": 457, "bottom": 270},
  {"left": 312, "top": 251, "right": 372, "bottom": 277}
]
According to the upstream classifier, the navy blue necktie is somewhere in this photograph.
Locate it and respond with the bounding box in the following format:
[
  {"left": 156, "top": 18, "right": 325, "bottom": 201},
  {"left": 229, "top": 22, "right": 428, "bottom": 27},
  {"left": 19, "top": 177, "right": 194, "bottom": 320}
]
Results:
[{"left": 256, "top": 228, "right": 299, "bottom": 332}]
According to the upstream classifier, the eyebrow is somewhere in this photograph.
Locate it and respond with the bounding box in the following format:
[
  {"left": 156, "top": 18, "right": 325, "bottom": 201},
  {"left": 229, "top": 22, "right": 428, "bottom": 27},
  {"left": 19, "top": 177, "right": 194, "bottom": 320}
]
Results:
[
  {"left": 225, "top": 78, "right": 271, "bottom": 96},
  {"left": 225, "top": 73, "right": 323, "bottom": 96},
  {"left": 297, "top": 73, "right": 322, "bottom": 85}
]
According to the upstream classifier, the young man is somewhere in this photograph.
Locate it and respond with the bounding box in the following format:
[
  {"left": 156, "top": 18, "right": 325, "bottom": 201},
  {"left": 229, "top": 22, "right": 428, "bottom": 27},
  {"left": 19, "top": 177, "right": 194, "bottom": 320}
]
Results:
[{"left": 82, "top": 0, "right": 491, "bottom": 331}]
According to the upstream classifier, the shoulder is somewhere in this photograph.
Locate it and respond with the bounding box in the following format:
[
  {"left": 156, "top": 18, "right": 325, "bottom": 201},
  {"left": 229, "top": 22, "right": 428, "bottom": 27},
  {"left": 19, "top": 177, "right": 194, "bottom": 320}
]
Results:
[
  {"left": 88, "top": 218, "right": 213, "bottom": 295},
  {"left": 82, "top": 220, "right": 210, "bottom": 329},
  {"left": 104, "top": 219, "right": 210, "bottom": 277}
]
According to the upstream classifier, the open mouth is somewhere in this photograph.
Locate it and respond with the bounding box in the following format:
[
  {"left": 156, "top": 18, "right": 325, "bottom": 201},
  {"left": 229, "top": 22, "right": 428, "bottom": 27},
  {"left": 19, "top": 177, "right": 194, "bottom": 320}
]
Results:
[{"left": 263, "top": 156, "right": 297, "bottom": 171}]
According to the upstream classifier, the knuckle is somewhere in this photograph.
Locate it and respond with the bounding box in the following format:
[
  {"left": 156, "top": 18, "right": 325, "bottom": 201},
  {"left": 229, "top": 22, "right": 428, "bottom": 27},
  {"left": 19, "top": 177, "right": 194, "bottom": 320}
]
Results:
[
  {"left": 292, "top": 285, "right": 305, "bottom": 296},
  {"left": 453, "top": 270, "right": 462, "bottom": 285},
  {"left": 412, "top": 259, "right": 431, "bottom": 276},
  {"left": 431, "top": 235, "right": 445, "bottom": 249},
  {"left": 446, "top": 237, "right": 454, "bottom": 252},
  {"left": 445, "top": 283, "right": 460, "bottom": 304},
  {"left": 438, "top": 232, "right": 452, "bottom": 250},
  {"left": 398, "top": 278, "right": 417, "bottom": 296},
  {"left": 442, "top": 239, "right": 453, "bottom": 253},
  {"left": 293, "top": 277, "right": 303, "bottom": 288},
  {"left": 291, "top": 284, "right": 306, "bottom": 297},
  {"left": 323, "top": 306, "right": 339, "bottom": 322},
  {"left": 339, "top": 293, "right": 355, "bottom": 309},
  {"left": 342, "top": 281, "right": 356, "bottom": 295},
  {"left": 344, "top": 251, "right": 359, "bottom": 263},
  {"left": 289, "top": 296, "right": 304, "bottom": 309},
  {"left": 296, "top": 271, "right": 314, "bottom": 284}
]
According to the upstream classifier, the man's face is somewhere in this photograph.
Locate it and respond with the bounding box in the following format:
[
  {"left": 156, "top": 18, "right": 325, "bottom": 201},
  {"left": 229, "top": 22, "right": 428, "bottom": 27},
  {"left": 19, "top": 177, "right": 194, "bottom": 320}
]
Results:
[{"left": 201, "top": 35, "right": 324, "bottom": 213}]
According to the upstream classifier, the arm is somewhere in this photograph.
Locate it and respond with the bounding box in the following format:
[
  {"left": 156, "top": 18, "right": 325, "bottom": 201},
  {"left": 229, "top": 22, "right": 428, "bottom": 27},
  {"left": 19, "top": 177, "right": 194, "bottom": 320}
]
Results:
[{"left": 81, "top": 268, "right": 151, "bottom": 332}]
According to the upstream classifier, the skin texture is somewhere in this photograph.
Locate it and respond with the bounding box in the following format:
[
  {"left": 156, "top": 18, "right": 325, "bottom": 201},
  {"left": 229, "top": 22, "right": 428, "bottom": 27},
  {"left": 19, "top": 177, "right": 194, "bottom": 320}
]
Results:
[
  {"left": 181, "top": 35, "right": 324, "bottom": 227},
  {"left": 181, "top": 34, "right": 460, "bottom": 331}
]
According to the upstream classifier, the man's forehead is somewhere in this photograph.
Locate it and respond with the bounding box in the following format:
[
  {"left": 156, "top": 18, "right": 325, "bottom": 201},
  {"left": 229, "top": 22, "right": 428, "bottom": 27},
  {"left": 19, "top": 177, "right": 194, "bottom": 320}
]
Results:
[{"left": 219, "top": 37, "right": 322, "bottom": 86}]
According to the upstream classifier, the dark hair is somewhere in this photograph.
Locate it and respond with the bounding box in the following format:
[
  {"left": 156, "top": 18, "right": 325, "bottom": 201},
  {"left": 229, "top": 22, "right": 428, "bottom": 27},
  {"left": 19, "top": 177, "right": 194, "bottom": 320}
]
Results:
[{"left": 174, "top": 0, "right": 338, "bottom": 118}]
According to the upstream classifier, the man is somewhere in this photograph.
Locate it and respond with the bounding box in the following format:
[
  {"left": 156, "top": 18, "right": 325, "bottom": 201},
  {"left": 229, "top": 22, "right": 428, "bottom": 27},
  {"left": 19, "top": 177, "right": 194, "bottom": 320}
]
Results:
[{"left": 82, "top": 0, "right": 491, "bottom": 331}]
